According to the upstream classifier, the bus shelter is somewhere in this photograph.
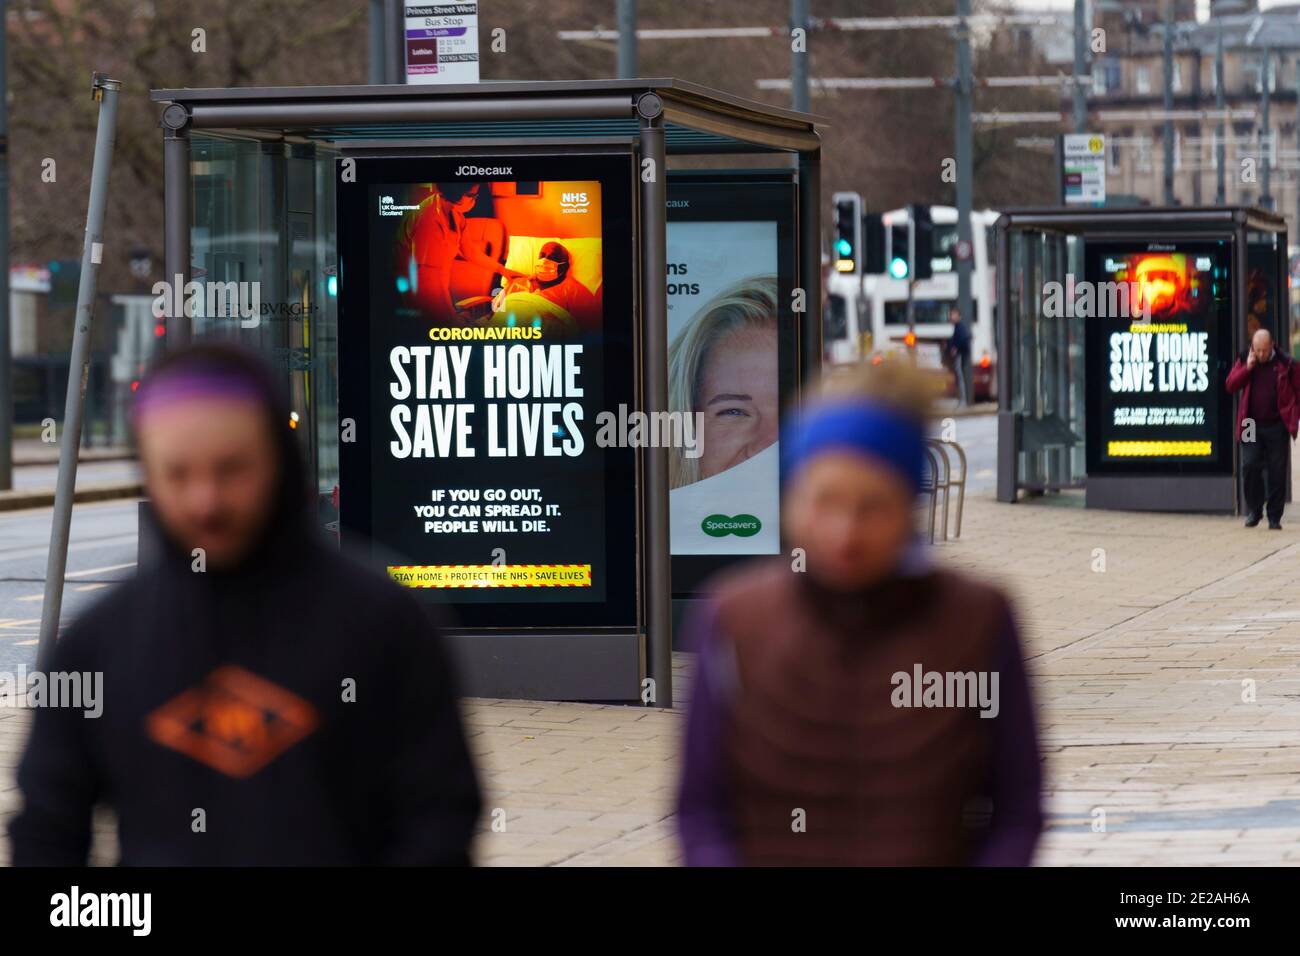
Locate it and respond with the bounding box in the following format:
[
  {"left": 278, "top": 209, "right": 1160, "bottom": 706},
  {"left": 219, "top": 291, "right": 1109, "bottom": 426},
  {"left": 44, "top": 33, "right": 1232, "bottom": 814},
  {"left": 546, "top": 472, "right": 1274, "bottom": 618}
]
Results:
[
  {"left": 995, "top": 206, "right": 1288, "bottom": 513},
  {"left": 149, "top": 79, "right": 824, "bottom": 706}
]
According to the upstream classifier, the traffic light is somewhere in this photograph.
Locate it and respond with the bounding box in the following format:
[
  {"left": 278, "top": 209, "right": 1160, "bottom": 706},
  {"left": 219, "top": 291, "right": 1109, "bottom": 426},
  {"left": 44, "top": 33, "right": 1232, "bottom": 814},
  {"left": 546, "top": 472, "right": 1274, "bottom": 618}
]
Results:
[
  {"left": 889, "top": 223, "right": 910, "bottom": 279},
  {"left": 911, "top": 204, "right": 934, "bottom": 281},
  {"left": 862, "top": 213, "right": 886, "bottom": 275},
  {"left": 832, "top": 192, "right": 862, "bottom": 274},
  {"left": 48, "top": 258, "right": 81, "bottom": 310}
]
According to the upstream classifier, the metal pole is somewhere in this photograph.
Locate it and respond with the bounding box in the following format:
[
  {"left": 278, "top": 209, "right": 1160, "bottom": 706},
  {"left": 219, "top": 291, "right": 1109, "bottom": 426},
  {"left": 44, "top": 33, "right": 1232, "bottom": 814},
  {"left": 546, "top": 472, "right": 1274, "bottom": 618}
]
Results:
[
  {"left": 188, "top": 97, "right": 634, "bottom": 129},
  {"left": 1072, "top": 0, "right": 1087, "bottom": 133},
  {"left": 956, "top": 0, "right": 974, "bottom": 343},
  {"left": 162, "top": 104, "right": 191, "bottom": 348},
  {"left": 791, "top": 0, "right": 810, "bottom": 113},
  {"left": 1295, "top": 56, "right": 1299, "bottom": 235},
  {"left": 36, "top": 75, "right": 120, "bottom": 671},
  {"left": 1162, "top": 4, "right": 1174, "bottom": 206},
  {"left": 369, "top": 0, "right": 386, "bottom": 84},
  {"left": 1261, "top": 49, "right": 1272, "bottom": 211},
  {"left": 798, "top": 144, "right": 822, "bottom": 381},
  {"left": 907, "top": 217, "right": 916, "bottom": 333},
  {"left": 617, "top": 0, "right": 637, "bottom": 79},
  {"left": 637, "top": 93, "right": 671, "bottom": 709},
  {"left": 0, "top": 0, "right": 10, "bottom": 491},
  {"left": 384, "top": 0, "right": 403, "bottom": 85},
  {"left": 1216, "top": 18, "right": 1226, "bottom": 204},
  {"left": 995, "top": 221, "right": 1016, "bottom": 503}
]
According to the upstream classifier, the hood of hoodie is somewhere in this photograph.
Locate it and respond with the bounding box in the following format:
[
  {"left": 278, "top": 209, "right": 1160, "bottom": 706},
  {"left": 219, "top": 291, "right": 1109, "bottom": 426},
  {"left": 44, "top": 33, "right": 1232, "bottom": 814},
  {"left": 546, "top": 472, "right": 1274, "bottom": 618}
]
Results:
[{"left": 135, "top": 346, "right": 318, "bottom": 583}]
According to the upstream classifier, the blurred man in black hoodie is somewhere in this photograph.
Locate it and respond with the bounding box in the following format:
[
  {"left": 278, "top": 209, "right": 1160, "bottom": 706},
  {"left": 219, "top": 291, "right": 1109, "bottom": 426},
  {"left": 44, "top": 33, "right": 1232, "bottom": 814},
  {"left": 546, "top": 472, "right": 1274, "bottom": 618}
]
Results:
[{"left": 9, "top": 344, "right": 482, "bottom": 865}]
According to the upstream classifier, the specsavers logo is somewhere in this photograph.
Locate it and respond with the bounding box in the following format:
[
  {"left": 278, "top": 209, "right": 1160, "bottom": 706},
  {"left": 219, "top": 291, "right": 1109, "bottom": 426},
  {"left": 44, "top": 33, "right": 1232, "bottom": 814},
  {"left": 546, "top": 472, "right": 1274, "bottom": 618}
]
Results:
[{"left": 701, "top": 514, "right": 761, "bottom": 538}]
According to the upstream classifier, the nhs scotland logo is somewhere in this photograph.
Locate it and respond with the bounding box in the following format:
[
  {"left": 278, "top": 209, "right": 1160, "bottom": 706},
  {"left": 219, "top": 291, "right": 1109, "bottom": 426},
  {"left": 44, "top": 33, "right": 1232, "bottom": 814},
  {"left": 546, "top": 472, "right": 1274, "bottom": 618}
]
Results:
[{"left": 560, "top": 190, "right": 590, "bottom": 213}]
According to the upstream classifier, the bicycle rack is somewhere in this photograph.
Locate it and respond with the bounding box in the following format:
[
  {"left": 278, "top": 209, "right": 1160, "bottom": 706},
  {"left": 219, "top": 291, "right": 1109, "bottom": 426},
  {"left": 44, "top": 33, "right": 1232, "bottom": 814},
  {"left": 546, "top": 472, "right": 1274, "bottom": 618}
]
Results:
[
  {"left": 939, "top": 438, "right": 967, "bottom": 539},
  {"left": 921, "top": 442, "right": 944, "bottom": 545},
  {"left": 921, "top": 438, "right": 968, "bottom": 543}
]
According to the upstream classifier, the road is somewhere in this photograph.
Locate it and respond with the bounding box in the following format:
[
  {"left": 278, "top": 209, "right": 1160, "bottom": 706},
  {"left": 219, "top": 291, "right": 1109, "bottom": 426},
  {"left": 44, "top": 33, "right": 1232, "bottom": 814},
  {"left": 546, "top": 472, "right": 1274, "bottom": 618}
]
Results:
[{"left": 0, "top": 499, "right": 139, "bottom": 673}]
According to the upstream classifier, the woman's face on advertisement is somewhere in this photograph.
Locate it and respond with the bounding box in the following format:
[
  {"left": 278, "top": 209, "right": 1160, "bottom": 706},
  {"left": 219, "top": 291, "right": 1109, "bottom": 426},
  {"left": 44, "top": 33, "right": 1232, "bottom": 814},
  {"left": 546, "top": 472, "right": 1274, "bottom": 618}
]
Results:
[{"left": 697, "top": 325, "right": 778, "bottom": 480}]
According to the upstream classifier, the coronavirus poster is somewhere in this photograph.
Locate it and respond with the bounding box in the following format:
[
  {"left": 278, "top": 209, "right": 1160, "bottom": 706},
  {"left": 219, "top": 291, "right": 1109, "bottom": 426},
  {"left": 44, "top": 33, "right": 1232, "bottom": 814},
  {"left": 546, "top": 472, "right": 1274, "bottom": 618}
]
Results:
[
  {"left": 1085, "top": 241, "right": 1232, "bottom": 475},
  {"left": 337, "top": 154, "right": 636, "bottom": 628},
  {"left": 665, "top": 174, "right": 797, "bottom": 591}
]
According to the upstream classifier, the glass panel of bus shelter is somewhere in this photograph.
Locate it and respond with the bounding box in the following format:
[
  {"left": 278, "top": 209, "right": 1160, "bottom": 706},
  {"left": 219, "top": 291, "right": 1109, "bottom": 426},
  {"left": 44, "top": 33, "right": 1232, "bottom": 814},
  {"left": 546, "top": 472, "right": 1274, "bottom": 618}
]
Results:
[
  {"left": 191, "top": 135, "right": 339, "bottom": 517},
  {"left": 312, "top": 148, "right": 340, "bottom": 518},
  {"left": 1289, "top": 243, "right": 1300, "bottom": 352},
  {"left": 1065, "top": 235, "right": 1086, "bottom": 482},
  {"left": 1246, "top": 229, "right": 1283, "bottom": 351},
  {"left": 1008, "top": 229, "right": 1086, "bottom": 491}
]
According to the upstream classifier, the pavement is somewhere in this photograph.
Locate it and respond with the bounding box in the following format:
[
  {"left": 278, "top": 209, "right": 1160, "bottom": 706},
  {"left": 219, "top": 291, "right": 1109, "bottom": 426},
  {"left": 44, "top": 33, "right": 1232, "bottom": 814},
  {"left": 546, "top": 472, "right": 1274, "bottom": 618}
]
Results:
[
  {"left": 0, "top": 442, "right": 141, "bottom": 512},
  {"left": 11, "top": 438, "right": 135, "bottom": 466},
  {"left": 3, "top": 435, "right": 1300, "bottom": 866},
  {"left": 458, "top": 478, "right": 1300, "bottom": 866}
]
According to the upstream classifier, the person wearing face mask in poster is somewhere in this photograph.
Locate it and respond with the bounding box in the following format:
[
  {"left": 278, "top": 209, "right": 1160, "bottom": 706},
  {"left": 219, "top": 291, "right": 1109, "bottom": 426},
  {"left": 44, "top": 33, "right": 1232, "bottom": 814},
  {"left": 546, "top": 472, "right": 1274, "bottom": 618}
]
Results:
[{"left": 493, "top": 241, "right": 601, "bottom": 334}]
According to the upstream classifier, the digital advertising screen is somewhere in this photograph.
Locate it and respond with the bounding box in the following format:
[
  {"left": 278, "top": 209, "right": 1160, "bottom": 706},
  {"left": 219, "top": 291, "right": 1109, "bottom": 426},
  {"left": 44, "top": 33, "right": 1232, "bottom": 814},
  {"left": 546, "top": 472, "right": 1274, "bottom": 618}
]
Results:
[
  {"left": 336, "top": 153, "right": 637, "bottom": 628},
  {"left": 1084, "top": 240, "right": 1233, "bottom": 476},
  {"left": 665, "top": 173, "right": 798, "bottom": 594}
]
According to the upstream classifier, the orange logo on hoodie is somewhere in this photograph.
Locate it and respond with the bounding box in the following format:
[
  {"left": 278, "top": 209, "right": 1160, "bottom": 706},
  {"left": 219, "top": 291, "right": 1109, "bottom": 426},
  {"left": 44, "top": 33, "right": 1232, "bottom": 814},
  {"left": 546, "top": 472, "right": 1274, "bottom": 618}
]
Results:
[{"left": 146, "top": 666, "right": 318, "bottom": 778}]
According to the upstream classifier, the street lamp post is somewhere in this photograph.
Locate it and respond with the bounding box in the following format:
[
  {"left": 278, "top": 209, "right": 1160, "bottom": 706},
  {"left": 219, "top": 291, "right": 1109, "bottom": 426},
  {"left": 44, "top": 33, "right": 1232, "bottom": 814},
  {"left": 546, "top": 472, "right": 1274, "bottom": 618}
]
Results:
[
  {"left": 955, "top": 0, "right": 973, "bottom": 335},
  {"left": 617, "top": 0, "right": 637, "bottom": 79},
  {"left": 1216, "top": 15, "right": 1226, "bottom": 204},
  {"left": 1073, "top": 0, "right": 1087, "bottom": 133},
  {"left": 1260, "top": 49, "right": 1273, "bottom": 211},
  {"left": 1163, "top": 2, "right": 1175, "bottom": 205},
  {"left": 791, "top": 0, "right": 810, "bottom": 113}
]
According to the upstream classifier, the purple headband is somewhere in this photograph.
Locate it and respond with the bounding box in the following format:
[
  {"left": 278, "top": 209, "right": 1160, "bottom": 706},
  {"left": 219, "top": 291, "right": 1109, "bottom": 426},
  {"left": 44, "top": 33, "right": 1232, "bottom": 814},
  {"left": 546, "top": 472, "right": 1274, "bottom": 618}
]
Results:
[{"left": 130, "top": 368, "right": 267, "bottom": 427}]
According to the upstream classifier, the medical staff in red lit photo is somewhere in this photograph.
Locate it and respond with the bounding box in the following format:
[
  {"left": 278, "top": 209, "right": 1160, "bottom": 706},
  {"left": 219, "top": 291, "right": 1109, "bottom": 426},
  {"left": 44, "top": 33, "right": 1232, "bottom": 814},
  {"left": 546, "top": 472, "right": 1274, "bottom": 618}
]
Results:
[
  {"left": 400, "top": 182, "right": 503, "bottom": 324},
  {"left": 1131, "top": 254, "right": 1192, "bottom": 318}
]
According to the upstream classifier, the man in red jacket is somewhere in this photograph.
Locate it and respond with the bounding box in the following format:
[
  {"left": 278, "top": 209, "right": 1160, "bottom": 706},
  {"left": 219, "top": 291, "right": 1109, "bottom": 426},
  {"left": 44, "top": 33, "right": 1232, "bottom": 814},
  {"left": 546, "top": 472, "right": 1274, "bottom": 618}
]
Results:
[{"left": 1225, "top": 328, "right": 1300, "bottom": 529}]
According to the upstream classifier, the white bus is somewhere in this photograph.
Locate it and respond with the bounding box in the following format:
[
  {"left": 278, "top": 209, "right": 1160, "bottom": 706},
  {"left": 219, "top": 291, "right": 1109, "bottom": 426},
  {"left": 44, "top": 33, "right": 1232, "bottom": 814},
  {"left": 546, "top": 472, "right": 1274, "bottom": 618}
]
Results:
[{"left": 825, "top": 205, "right": 1000, "bottom": 401}]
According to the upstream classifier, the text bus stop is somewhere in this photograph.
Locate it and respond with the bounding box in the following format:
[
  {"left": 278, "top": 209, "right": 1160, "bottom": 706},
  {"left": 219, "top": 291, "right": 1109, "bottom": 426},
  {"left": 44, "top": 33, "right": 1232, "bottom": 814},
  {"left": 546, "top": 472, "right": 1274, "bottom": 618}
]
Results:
[
  {"left": 995, "top": 205, "right": 1289, "bottom": 514},
  {"left": 150, "top": 79, "right": 824, "bottom": 706}
]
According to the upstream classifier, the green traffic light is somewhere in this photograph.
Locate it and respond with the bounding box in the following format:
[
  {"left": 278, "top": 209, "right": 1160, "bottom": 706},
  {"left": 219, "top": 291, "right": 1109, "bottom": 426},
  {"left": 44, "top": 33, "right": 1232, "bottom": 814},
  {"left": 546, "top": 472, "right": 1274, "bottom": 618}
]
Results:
[{"left": 889, "top": 257, "right": 909, "bottom": 279}]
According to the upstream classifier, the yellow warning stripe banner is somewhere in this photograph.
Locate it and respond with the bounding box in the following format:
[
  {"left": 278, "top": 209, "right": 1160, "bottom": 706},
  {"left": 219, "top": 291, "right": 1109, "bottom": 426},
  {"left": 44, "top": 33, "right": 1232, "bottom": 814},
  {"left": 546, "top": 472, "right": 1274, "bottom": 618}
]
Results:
[
  {"left": 387, "top": 564, "right": 592, "bottom": 588},
  {"left": 1107, "top": 440, "right": 1212, "bottom": 458}
]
